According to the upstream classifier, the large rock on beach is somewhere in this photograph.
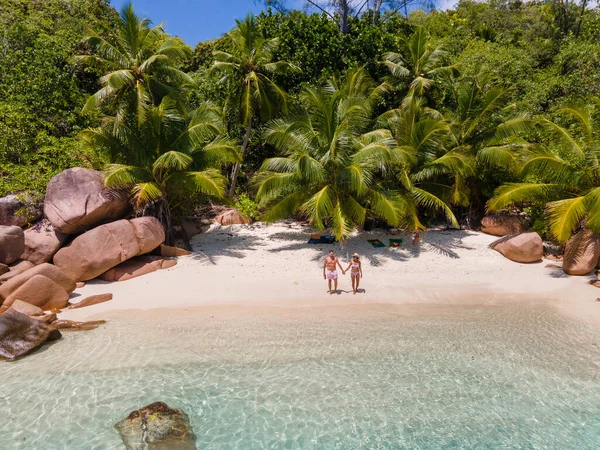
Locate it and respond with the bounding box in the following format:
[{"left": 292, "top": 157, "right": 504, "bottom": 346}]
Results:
[
  {"left": 53, "top": 217, "right": 165, "bottom": 282},
  {"left": 21, "top": 219, "right": 68, "bottom": 265},
  {"left": 156, "top": 244, "right": 191, "bottom": 257},
  {"left": 0, "top": 225, "right": 24, "bottom": 264},
  {"left": 0, "top": 194, "right": 41, "bottom": 227},
  {"left": 215, "top": 208, "right": 251, "bottom": 226},
  {"left": 562, "top": 229, "right": 600, "bottom": 275},
  {"left": 0, "top": 309, "right": 61, "bottom": 360},
  {"left": 115, "top": 402, "right": 197, "bottom": 450},
  {"left": 100, "top": 256, "right": 176, "bottom": 282},
  {"left": 0, "top": 264, "right": 8, "bottom": 276},
  {"left": 44, "top": 167, "right": 130, "bottom": 234},
  {"left": 0, "top": 260, "right": 34, "bottom": 283},
  {"left": 0, "top": 263, "right": 76, "bottom": 302},
  {"left": 481, "top": 214, "right": 527, "bottom": 237},
  {"left": 490, "top": 232, "right": 544, "bottom": 263},
  {"left": 9, "top": 299, "right": 44, "bottom": 317},
  {"left": 3, "top": 275, "right": 69, "bottom": 310}
]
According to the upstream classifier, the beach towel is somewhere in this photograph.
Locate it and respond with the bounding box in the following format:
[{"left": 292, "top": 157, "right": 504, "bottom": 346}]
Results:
[
  {"left": 367, "top": 239, "right": 385, "bottom": 248},
  {"left": 308, "top": 235, "right": 336, "bottom": 244},
  {"left": 389, "top": 238, "right": 403, "bottom": 247}
]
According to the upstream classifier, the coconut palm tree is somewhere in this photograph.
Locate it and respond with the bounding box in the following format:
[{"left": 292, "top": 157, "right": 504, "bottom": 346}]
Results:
[
  {"left": 379, "top": 96, "right": 466, "bottom": 233},
  {"left": 211, "top": 14, "right": 298, "bottom": 196},
  {"left": 488, "top": 100, "right": 600, "bottom": 243},
  {"left": 79, "top": 96, "right": 241, "bottom": 243},
  {"left": 382, "top": 26, "right": 457, "bottom": 98},
  {"left": 74, "top": 3, "right": 193, "bottom": 126},
  {"left": 254, "top": 68, "right": 418, "bottom": 241}
]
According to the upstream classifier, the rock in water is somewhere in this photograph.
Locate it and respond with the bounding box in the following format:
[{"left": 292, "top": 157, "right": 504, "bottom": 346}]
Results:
[
  {"left": 44, "top": 167, "right": 130, "bottom": 234},
  {"left": 3, "top": 275, "right": 70, "bottom": 310},
  {"left": 0, "top": 225, "right": 24, "bottom": 264},
  {"left": 0, "top": 194, "right": 41, "bottom": 227},
  {"left": 115, "top": 402, "right": 197, "bottom": 450},
  {"left": 490, "top": 232, "right": 544, "bottom": 263},
  {"left": 215, "top": 208, "right": 251, "bottom": 226},
  {"left": 53, "top": 217, "right": 165, "bottom": 282},
  {"left": 50, "top": 319, "right": 105, "bottom": 330},
  {"left": 0, "top": 263, "right": 76, "bottom": 302},
  {"left": 562, "top": 229, "right": 600, "bottom": 275},
  {"left": 480, "top": 214, "right": 527, "bottom": 237},
  {"left": 0, "top": 309, "right": 61, "bottom": 360},
  {"left": 21, "top": 219, "right": 68, "bottom": 265}
]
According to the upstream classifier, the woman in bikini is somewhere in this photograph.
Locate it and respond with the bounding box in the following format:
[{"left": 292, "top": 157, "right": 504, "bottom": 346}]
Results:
[{"left": 343, "top": 253, "right": 363, "bottom": 294}]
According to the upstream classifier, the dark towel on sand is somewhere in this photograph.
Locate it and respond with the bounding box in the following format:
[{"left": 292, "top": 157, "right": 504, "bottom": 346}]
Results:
[
  {"left": 389, "top": 238, "right": 403, "bottom": 247},
  {"left": 367, "top": 239, "right": 385, "bottom": 248},
  {"left": 308, "top": 235, "right": 336, "bottom": 244}
]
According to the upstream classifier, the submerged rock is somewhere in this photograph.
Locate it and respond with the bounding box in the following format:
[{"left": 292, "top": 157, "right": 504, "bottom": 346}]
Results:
[
  {"left": 562, "top": 229, "right": 600, "bottom": 276},
  {"left": 115, "top": 402, "right": 196, "bottom": 450},
  {"left": 0, "top": 309, "right": 61, "bottom": 360},
  {"left": 44, "top": 167, "right": 130, "bottom": 234},
  {"left": 490, "top": 232, "right": 543, "bottom": 263},
  {"left": 50, "top": 319, "right": 105, "bottom": 331}
]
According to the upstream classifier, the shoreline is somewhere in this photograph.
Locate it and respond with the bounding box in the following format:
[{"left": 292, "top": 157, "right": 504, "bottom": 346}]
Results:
[{"left": 58, "top": 223, "right": 600, "bottom": 324}]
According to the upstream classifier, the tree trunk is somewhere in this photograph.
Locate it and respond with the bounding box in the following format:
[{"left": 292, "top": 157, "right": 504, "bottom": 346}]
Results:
[
  {"left": 228, "top": 120, "right": 252, "bottom": 198},
  {"left": 372, "top": 0, "right": 382, "bottom": 24},
  {"left": 575, "top": 0, "right": 588, "bottom": 37},
  {"left": 338, "top": 0, "right": 349, "bottom": 34},
  {"left": 156, "top": 199, "right": 174, "bottom": 246}
]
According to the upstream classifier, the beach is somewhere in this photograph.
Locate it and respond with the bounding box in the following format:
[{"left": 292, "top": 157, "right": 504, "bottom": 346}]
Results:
[{"left": 61, "top": 222, "right": 600, "bottom": 323}]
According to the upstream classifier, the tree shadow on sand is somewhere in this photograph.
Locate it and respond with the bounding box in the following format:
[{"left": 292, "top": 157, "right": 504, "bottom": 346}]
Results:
[{"left": 187, "top": 232, "right": 264, "bottom": 264}]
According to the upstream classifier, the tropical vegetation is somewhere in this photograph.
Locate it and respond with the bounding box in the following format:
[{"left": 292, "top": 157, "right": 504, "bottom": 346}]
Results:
[{"left": 4, "top": 0, "right": 600, "bottom": 243}]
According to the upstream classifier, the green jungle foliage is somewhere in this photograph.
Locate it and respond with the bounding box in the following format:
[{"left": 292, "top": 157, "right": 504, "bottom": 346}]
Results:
[{"left": 4, "top": 0, "right": 600, "bottom": 241}]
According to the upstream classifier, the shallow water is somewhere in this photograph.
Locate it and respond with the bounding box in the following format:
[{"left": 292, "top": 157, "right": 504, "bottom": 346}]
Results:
[{"left": 1, "top": 301, "right": 599, "bottom": 449}]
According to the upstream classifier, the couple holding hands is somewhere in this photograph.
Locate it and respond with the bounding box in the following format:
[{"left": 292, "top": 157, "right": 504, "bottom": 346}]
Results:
[{"left": 323, "top": 250, "right": 363, "bottom": 295}]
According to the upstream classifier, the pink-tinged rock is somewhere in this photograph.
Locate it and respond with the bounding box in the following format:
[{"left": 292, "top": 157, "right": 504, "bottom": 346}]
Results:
[
  {"left": 51, "top": 319, "right": 105, "bottom": 331},
  {"left": 157, "top": 244, "right": 191, "bottom": 257},
  {"left": 21, "top": 219, "right": 68, "bottom": 265},
  {"left": 68, "top": 293, "right": 113, "bottom": 309},
  {"left": 0, "top": 263, "right": 7, "bottom": 276},
  {"left": 75, "top": 282, "right": 86, "bottom": 289},
  {"left": 53, "top": 217, "right": 165, "bottom": 282},
  {"left": 9, "top": 299, "right": 44, "bottom": 317},
  {"left": 215, "top": 209, "right": 251, "bottom": 226},
  {"left": 100, "top": 256, "right": 176, "bottom": 282},
  {"left": 43, "top": 168, "right": 130, "bottom": 234},
  {"left": 562, "top": 229, "right": 600, "bottom": 276},
  {"left": 130, "top": 217, "right": 165, "bottom": 254},
  {"left": 3, "top": 275, "right": 70, "bottom": 310},
  {"left": 481, "top": 214, "right": 527, "bottom": 237},
  {"left": 490, "top": 232, "right": 544, "bottom": 263},
  {"left": 0, "top": 260, "right": 35, "bottom": 283},
  {"left": 0, "top": 309, "right": 61, "bottom": 360},
  {"left": 0, "top": 263, "right": 76, "bottom": 302},
  {"left": 0, "top": 225, "right": 24, "bottom": 264},
  {"left": 0, "top": 194, "right": 41, "bottom": 228}
]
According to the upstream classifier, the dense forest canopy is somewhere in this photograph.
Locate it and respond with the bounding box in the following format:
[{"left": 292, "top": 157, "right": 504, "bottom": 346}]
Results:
[{"left": 2, "top": 0, "right": 600, "bottom": 241}]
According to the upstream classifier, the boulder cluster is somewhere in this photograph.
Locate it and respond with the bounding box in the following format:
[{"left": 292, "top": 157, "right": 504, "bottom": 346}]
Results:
[
  {"left": 0, "top": 168, "right": 190, "bottom": 360},
  {"left": 481, "top": 213, "right": 600, "bottom": 276}
]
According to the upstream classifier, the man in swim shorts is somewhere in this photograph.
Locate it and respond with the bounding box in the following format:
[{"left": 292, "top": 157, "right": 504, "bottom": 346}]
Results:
[{"left": 323, "top": 250, "right": 344, "bottom": 295}]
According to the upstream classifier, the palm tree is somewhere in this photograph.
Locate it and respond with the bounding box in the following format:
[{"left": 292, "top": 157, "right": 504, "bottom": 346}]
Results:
[
  {"left": 74, "top": 3, "right": 193, "bottom": 126},
  {"left": 211, "top": 14, "right": 298, "bottom": 197},
  {"left": 79, "top": 96, "right": 241, "bottom": 243},
  {"left": 488, "top": 100, "right": 600, "bottom": 243},
  {"left": 379, "top": 96, "right": 466, "bottom": 234},
  {"left": 254, "top": 69, "right": 416, "bottom": 241},
  {"left": 382, "top": 27, "right": 457, "bottom": 99}
]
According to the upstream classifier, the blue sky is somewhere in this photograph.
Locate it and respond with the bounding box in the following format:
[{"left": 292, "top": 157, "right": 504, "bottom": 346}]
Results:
[{"left": 110, "top": 0, "right": 449, "bottom": 47}]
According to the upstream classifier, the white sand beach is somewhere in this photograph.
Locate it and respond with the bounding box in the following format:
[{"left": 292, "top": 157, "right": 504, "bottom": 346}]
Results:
[{"left": 60, "top": 222, "right": 600, "bottom": 323}]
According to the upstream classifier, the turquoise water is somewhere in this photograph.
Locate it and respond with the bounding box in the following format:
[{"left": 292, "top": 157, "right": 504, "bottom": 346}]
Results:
[{"left": 1, "top": 301, "right": 599, "bottom": 449}]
